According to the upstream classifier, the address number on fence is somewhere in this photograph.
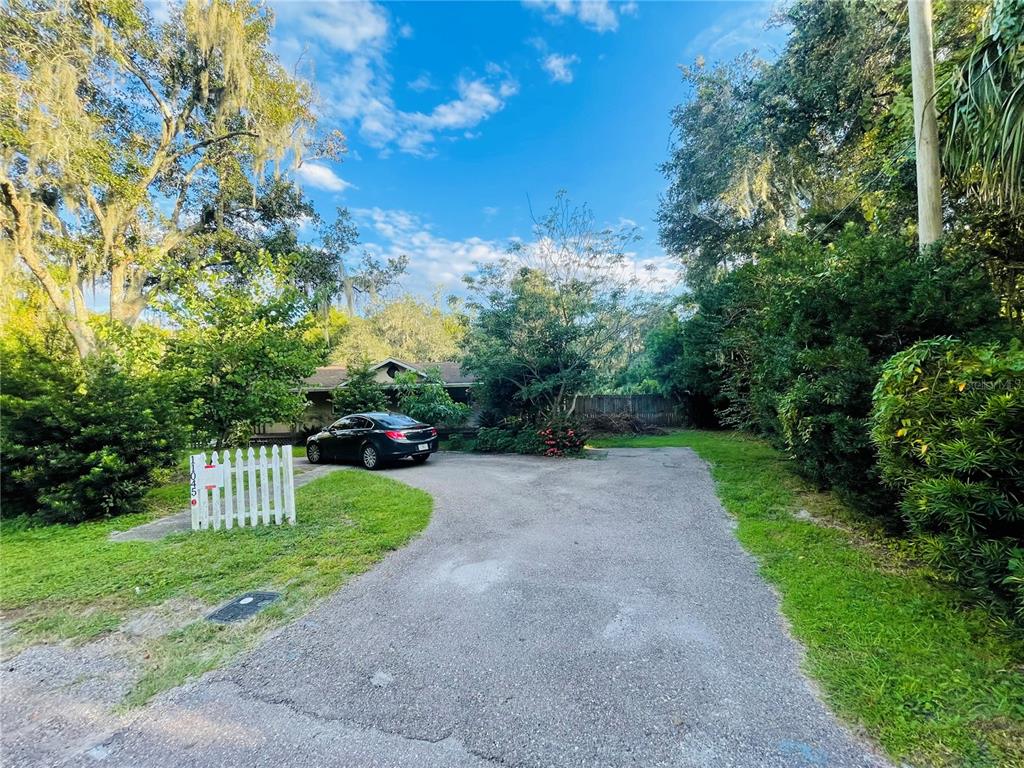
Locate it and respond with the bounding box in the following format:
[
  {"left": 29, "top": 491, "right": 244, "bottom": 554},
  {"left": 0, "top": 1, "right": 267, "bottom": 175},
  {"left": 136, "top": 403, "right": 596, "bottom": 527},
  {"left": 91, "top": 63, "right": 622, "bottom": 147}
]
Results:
[{"left": 189, "top": 445, "right": 295, "bottom": 531}]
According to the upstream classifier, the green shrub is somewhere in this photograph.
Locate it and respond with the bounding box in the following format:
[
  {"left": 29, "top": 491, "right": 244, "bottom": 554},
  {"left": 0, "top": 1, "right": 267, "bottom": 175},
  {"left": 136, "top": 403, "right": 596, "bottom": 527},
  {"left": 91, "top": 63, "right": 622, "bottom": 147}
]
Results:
[
  {"left": 474, "top": 416, "right": 587, "bottom": 456},
  {"left": 331, "top": 357, "right": 388, "bottom": 415},
  {"left": 871, "top": 337, "right": 1024, "bottom": 619},
  {"left": 652, "top": 228, "right": 1005, "bottom": 514},
  {"left": 393, "top": 369, "right": 470, "bottom": 425},
  {"left": 0, "top": 345, "right": 186, "bottom": 524},
  {"left": 162, "top": 279, "right": 320, "bottom": 449},
  {"left": 776, "top": 339, "right": 897, "bottom": 515},
  {"left": 475, "top": 418, "right": 544, "bottom": 454}
]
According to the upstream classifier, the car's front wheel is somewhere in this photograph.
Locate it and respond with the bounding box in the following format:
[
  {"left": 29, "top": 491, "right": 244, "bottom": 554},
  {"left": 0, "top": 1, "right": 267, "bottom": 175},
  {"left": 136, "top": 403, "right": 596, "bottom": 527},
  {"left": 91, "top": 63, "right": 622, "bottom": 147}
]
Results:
[
  {"left": 360, "top": 443, "right": 380, "bottom": 470},
  {"left": 306, "top": 442, "right": 321, "bottom": 464}
]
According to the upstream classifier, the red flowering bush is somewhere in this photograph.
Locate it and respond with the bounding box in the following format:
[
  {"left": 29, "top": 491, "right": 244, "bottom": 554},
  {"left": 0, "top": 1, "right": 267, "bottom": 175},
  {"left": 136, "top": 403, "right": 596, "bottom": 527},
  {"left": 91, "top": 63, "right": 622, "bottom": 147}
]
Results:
[
  {"left": 475, "top": 416, "right": 587, "bottom": 456},
  {"left": 536, "top": 419, "right": 587, "bottom": 457}
]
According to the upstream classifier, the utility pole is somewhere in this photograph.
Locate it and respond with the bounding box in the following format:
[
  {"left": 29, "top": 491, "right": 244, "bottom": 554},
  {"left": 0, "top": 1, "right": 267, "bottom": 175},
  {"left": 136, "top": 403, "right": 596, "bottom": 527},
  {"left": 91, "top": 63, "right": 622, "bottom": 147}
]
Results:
[{"left": 908, "top": 0, "right": 943, "bottom": 248}]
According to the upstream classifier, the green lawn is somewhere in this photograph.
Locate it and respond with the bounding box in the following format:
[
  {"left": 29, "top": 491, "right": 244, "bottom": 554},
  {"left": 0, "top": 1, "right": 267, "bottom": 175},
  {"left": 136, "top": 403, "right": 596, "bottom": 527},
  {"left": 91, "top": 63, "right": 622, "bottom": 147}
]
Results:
[
  {"left": 1, "top": 470, "right": 431, "bottom": 705},
  {"left": 590, "top": 430, "right": 1024, "bottom": 767}
]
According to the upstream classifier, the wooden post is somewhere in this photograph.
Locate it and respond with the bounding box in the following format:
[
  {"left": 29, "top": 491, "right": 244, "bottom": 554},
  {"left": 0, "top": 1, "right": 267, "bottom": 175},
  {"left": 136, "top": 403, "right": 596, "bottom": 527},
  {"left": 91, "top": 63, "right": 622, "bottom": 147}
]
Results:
[
  {"left": 189, "top": 453, "right": 200, "bottom": 530},
  {"left": 210, "top": 450, "right": 222, "bottom": 530},
  {"left": 285, "top": 447, "right": 296, "bottom": 525},
  {"left": 234, "top": 448, "right": 245, "bottom": 527},
  {"left": 247, "top": 447, "right": 259, "bottom": 526},
  {"left": 223, "top": 451, "right": 233, "bottom": 530},
  {"left": 908, "top": 0, "right": 942, "bottom": 248},
  {"left": 259, "top": 445, "right": 271, "bottom": 526},
  {"left": 272, "top": 445, "right": 283, "bottom": 525}
]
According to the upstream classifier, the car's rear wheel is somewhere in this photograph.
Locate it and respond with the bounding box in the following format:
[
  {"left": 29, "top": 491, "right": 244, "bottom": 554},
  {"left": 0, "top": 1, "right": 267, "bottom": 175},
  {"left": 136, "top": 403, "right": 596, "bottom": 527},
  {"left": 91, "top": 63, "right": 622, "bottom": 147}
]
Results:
[
  {"left": 412, "top": 454, "right": 429, "bottom": 464},
  {"left": 360, "top": 443, "right": 380, "bottom": 470},
  {"left": 306, "top": 442, "right": 321, "bottom": 464}
]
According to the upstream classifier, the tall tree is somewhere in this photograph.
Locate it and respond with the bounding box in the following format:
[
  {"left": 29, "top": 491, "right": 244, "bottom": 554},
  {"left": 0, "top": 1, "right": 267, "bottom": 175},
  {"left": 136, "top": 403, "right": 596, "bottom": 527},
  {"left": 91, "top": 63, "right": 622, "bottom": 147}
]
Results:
[
  {"left": 0, "top": 0, "right": 322, "bottom": 357},
  {"left": 329, "top": 293, "right": 467, "bottom": 364},
  {"left": 161, "top": 255, "right": 321, "bottom": 449},
  {"left": 318, "top": 208, "right": 408, "bottom": 316},
  {"left": 464, "top": 193, "right": 660, "bottom": 418},
  {"left": 657, "top": 0, "right": 984, "bottom": 285}
]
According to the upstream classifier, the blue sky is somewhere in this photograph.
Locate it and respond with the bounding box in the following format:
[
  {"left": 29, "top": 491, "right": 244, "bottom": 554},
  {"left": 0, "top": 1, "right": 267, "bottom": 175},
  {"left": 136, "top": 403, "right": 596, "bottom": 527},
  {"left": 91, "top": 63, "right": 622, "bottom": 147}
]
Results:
[{"left": 268, "top": 1, "right": 788, "bottom": 296}]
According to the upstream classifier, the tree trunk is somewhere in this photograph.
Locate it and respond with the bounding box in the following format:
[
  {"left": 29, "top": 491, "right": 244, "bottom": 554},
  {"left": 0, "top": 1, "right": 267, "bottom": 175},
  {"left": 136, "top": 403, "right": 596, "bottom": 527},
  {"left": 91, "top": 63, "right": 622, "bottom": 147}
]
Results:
[
  {"left": 908, "top": 0, "right": 943, "bottom": 248},
  {"left": 565, "top": 392, "right": 580, "bottom": 417}
]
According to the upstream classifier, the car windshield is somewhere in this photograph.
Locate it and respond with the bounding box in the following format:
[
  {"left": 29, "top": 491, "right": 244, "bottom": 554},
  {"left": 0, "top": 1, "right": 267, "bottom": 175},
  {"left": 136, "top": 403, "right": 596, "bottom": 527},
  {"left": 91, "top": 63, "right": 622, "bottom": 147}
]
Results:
[{"left": 376, "top": 414, "right": 420, "bottom": 428}]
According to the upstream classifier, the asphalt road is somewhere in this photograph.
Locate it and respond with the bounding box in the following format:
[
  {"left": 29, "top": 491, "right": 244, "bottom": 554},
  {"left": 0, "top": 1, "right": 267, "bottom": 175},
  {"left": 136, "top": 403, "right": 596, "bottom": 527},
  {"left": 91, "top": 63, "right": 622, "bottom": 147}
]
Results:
[{"left": 64, "top": 449, "right": 887, "bottom": 768}]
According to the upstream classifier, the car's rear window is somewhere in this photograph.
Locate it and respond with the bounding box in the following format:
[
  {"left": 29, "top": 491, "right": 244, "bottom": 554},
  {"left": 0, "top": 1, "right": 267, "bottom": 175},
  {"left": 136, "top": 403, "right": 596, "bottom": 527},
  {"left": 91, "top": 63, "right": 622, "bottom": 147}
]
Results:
[{"left": 376, "top": 414, "right": 420, "bottom": 427}]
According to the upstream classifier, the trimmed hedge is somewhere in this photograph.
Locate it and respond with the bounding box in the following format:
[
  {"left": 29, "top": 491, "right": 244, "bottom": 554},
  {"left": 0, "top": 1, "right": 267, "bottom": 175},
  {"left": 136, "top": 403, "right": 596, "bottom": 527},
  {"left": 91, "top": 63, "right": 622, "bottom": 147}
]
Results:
[{"left": 871, "top": 337, "right": 1024, "bottom": 619}]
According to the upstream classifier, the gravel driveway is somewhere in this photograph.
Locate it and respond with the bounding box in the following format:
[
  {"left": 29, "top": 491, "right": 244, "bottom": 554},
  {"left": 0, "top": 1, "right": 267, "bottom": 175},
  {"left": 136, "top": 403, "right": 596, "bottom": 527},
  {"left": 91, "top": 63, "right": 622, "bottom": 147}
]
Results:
[{"left": 55, "top": 449, "right": 886, "bottom": 767}]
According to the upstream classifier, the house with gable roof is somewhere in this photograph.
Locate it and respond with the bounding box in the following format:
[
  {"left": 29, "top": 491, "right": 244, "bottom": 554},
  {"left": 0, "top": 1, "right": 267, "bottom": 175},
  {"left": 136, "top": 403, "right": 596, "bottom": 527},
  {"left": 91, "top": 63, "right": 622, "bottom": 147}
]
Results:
[{"left": 255, "top": 358, "right": 475, "bottom": 442}]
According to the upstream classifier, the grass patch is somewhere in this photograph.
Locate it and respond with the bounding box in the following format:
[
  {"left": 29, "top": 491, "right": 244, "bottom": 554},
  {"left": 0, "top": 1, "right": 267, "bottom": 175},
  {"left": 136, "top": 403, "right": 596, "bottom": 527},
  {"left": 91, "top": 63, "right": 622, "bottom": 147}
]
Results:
[
  {"left": 590, "top": 430, "right": 1024, "bottom": 768},
  {"left": 1, "top": 470, "right": 431, "bottom": 703}
]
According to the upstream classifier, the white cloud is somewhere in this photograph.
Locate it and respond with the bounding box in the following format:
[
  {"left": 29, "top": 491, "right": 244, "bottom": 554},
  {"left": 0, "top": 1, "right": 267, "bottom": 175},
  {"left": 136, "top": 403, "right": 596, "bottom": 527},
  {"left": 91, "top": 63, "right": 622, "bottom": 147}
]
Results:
[
  {"left": 541, "top": 52, "right": 580, "bottom": 84},
  {"left": 382, "top": 73, "right": 518, "bottom": 154},
  {"left": 145, "top": 0, "right": 170, "bottom": 24},
  {"left": 407, "top": 73, "right": 436, "bottom": 92},
  {"left": 295, "top": 214, "right": 318, "bottom": 235},
  {"left": 522, "top": 0, "right": 635, "bottom": 33},
  {"left": 355, "top": 206, "right": 677, "bottom": 296},
  {"left": 295, "top": 162, "right": 352, "bottom": 193},
  {"left": 356, "top": 207, "right": 505, "bottom": 291},
  {"left": 414, "top": 78, "right": 512, "bottom": 130},
  {"left": 299, "top": 0, "right": 389, "bottom": 53},
  {"left": 482, "top": 206, "right": 500, "bottom": 217},
  {"left": 273, "top": 1, "right": 519, "bottom": 156},
  {"left": 683, "top": 3, "right": 788, "bottom": 63},
  {"left": 398, "top": 23, "right": 414, "bottom": 39},
  {"left": 621, "top": 253, "right": 679, "bottom": 290},
  {"left": 516, "top": 234, "right": 677, "bottom": 292}
]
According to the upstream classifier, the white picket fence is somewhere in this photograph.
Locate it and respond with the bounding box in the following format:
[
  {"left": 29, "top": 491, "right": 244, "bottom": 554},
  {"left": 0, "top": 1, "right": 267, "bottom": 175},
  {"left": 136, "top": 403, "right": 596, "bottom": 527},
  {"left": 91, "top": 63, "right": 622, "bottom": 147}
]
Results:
[{"left": 189, "top": 445, "right": 295, "bottom": 531}]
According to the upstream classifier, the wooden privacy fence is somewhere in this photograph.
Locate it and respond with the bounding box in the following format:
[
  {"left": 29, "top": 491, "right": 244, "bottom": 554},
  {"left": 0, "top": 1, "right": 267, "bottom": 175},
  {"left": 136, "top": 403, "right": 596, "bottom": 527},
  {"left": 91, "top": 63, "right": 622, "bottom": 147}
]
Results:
[
  {"left": 189, "top": 445, "right": 295, "bottom": 531},
  {"left": 574, "top": 394, "right": 686, "bottom": 427}
]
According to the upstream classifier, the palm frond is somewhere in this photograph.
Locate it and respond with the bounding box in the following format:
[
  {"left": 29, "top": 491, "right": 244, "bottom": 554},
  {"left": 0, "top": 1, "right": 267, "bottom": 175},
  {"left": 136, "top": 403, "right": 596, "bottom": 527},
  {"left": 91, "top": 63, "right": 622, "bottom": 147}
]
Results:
[{"left": 944, "top": 0, "right": 1024, "bottom": 213}]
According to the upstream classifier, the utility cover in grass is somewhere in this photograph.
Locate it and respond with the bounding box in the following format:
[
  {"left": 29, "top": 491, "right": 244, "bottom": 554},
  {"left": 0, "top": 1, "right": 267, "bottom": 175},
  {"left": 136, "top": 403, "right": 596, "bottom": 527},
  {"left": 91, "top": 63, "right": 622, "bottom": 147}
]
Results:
[{"left": 206, "top": 591, "right": 281, "bottom": 623}]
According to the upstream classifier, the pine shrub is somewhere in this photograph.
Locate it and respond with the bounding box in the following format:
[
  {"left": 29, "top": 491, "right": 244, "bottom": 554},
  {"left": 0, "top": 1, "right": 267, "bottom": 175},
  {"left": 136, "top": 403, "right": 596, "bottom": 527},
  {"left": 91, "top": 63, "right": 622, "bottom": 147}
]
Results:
[
  {"left": 1, "top": 346, "right": 186, "bottom": 523},
  {"left": 871, "top": 337, "right": 1024, "bottom": 619}
]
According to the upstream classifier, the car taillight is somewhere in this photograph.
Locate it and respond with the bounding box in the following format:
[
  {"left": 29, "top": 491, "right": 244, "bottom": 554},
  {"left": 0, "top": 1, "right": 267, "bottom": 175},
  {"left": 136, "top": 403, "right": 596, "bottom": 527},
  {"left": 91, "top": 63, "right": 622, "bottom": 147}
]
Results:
[
  {"left": 430, "top": 427, "right": 438, "bottom": 437},
  {"left": 385, "top": 430, "right": 407, "bottom": 440}
]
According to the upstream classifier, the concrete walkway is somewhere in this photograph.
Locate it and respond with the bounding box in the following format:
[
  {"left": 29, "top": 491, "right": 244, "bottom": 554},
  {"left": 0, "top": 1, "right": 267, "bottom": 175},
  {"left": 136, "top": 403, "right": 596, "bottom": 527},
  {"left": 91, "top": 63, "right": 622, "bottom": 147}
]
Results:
[
  {"left": 59, "top": 449, "right": 887, "bottom": 768},
  {"left": 109, "top": 459, "right": 340, "bottom": 542}
]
